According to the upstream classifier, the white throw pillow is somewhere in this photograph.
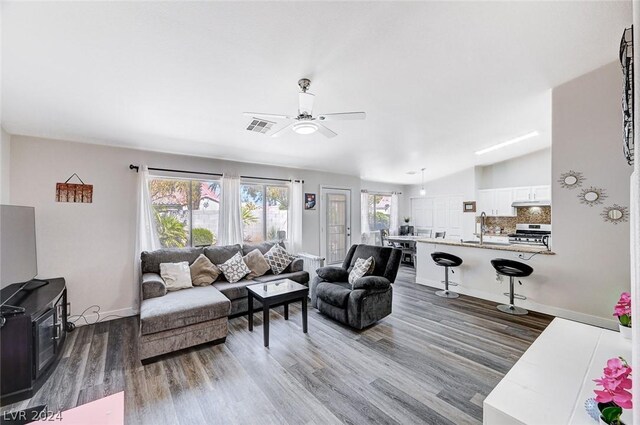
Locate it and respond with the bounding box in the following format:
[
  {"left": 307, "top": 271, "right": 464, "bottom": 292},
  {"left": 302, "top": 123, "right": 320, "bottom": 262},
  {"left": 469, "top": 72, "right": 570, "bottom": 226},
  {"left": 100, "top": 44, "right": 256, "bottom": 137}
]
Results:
[
  {"left": 263, "top": 244, "right": 296, "bottom": 275},
  {"left": 160, "top": 262, "right": 193, "bottom": 291},
  {"left": 217, "top": 252, "right": 251, "bottom": 283},
  {"left": 349, "top": 256, "right": 375, "bottom": 285}
]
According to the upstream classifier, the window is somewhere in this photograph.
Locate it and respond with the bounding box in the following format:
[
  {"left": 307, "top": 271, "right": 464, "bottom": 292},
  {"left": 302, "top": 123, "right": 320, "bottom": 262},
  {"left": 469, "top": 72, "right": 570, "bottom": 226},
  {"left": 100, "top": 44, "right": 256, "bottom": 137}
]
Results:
[
  {"left": 149, "top": 178, "right": 221, "bottom": 248},
  {"left": 366, "top": 193, "right": 391, "bottom": 231},
  {"left": 240, "top": 182, "right": 289, "bottom": 243}
]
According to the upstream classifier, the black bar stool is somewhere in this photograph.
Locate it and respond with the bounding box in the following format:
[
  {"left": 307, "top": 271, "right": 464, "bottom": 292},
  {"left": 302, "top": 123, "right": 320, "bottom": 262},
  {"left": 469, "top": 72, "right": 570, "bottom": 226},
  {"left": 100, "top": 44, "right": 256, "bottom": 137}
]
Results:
[
  {"left": 490, "top": 258, "right": 533, "bottom": 315},
  {"left": 430, "top": 252, "right": 463, "bottom": 298}
]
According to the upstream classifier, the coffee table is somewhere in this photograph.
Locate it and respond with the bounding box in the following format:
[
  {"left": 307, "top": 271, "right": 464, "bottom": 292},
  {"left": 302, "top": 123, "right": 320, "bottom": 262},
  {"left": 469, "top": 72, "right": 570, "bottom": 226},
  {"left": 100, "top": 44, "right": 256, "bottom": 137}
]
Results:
[{"left": 247, "top": 279, "right": 309, "bottom": 347}]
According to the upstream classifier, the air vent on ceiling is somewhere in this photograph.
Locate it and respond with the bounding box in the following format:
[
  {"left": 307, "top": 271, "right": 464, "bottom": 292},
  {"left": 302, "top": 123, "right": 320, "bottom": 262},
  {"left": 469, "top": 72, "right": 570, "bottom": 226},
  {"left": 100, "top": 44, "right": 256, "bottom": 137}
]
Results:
[{"left": 246, "top": 118, "right": 275, "bottom": 134}]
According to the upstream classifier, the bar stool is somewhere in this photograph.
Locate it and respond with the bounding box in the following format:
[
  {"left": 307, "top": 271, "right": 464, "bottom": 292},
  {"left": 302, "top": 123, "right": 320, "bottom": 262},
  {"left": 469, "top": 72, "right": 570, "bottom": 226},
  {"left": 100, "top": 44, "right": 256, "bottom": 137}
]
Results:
[
  {"left": 490, "top": 258, "right": 533, "bottom": 315},
  {"left": 430, "top": 252, "right": 463, "bottom": 298}
]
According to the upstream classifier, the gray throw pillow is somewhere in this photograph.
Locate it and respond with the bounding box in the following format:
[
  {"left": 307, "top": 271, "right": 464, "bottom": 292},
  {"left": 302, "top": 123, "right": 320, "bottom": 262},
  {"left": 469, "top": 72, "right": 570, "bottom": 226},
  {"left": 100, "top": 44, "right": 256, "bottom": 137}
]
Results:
[
  {"left": 263, "top": 244, "right": 295, "bottom": 275},
  {"left": 243, "top": 249, "right": 271, "bottom": 279},
  {"left": 217, "top": 252, "right": 251, "bottom": 283},
  {"left": 190, "top": 254, "right": 221, "bottom": 286}
]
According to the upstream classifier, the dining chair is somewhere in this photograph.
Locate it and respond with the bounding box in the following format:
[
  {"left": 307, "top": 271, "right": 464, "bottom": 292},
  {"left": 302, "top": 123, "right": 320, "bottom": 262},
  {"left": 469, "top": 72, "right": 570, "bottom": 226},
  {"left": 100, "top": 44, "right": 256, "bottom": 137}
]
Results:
[{"left": 434, "top": 231, "right": 446, "bottom": 239}]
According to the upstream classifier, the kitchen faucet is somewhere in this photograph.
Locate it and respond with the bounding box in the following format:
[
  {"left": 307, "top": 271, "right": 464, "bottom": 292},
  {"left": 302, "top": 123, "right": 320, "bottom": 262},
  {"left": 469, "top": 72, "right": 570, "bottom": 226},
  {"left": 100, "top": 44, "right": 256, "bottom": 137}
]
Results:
[{"left": 479, "top": 211, "right": 487, "bottom": 245}]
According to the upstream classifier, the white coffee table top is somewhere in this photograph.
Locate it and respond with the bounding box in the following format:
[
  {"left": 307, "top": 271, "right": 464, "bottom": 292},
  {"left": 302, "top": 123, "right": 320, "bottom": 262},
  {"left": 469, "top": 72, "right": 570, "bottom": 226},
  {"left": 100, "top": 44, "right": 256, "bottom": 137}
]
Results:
[{"left": 483, "top": 318, "right": 632, "bottom": 425}]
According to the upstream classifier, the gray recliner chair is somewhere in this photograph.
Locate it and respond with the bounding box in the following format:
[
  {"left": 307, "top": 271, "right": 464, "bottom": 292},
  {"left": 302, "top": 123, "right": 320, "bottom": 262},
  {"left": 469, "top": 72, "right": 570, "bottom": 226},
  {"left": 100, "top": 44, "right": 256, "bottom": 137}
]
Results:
[{"left": 310, "top": 244, "right": 402, "bottom": 329}]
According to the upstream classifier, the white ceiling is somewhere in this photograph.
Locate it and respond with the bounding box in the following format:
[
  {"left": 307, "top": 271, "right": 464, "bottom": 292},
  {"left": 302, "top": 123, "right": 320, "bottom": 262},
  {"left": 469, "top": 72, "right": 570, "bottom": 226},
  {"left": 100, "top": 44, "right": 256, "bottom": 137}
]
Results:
[{"left": 1, "top": 1, "right": 632, "bottom": 184}]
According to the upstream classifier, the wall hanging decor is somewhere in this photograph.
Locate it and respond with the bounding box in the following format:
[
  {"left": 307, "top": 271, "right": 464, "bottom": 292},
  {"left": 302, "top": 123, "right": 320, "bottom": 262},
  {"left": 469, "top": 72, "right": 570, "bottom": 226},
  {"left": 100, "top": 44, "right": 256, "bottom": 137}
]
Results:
[
  {"left": 578, "top": 186, "right": 607, "bottom": 207},
  {"left": 304, "top": 193, "right": 316, "bottom": 210},
  {"left": 620, "top": 26, "right": 634, "bottom": 165},
  {"left": 463, "top": 201, "right": 476, "bottom": 212},
  {"left": 601, "top": 204, "right": 629, "bottom": 224},
  {"left": 558, "top": 170, "right": 585, "bottom": 189},
  {"left": 56, "top": 173, "right": 93, "bottom": 203}
]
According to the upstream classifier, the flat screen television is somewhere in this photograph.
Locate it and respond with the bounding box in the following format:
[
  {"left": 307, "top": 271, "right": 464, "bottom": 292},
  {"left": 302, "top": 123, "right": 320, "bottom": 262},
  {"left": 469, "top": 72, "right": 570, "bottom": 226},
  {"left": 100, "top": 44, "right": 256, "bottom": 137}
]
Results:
[{"left": 0, "top": 205, "right": 38, "bottom": 292}]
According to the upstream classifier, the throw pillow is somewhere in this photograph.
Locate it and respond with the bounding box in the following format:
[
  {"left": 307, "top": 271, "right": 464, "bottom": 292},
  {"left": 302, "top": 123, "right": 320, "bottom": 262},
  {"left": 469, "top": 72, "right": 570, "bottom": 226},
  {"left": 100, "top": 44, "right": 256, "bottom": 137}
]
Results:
[
  {"left": 348, "top": 256, "right": 375, "bottom": 285},
  {"left": 217, "top": 252, "right": 251, "bottom": 283},
  {"left": 189, "top": 254, "right": 221, "bottom": 286},
  {"left": 243, "top": 249, "right": 271, "bottom": 279},
  {"left": 263, "top": 244, "right": 296, "bottom": 275},
  {"left": 160, "top": 262, "right": 193, "bottom": 291}
]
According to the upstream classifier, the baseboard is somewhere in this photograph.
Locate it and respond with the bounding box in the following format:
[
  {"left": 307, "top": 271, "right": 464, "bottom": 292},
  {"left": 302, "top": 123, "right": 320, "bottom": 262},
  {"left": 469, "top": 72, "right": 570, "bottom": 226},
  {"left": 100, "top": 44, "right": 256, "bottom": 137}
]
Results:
[
  {"left": 69, "top": 306, "right": 137, "bottom": 327},
  {"left": 415, "top": 277, "right": 618, "bottom": 330}
]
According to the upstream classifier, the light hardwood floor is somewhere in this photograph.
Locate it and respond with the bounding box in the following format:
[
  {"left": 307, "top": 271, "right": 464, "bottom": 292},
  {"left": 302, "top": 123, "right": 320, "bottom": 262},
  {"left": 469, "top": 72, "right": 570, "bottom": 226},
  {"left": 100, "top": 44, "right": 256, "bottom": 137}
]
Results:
[{"left": 2, "top": 266, "right": 552, "bottom": 424}]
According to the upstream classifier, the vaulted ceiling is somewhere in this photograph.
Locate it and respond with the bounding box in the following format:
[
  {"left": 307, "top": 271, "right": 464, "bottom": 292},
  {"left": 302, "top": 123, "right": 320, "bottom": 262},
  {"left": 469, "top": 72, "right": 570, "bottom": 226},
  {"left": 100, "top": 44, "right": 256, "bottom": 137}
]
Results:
[{"left": 1, "top": 1, "right": 632, "bottom": 183}]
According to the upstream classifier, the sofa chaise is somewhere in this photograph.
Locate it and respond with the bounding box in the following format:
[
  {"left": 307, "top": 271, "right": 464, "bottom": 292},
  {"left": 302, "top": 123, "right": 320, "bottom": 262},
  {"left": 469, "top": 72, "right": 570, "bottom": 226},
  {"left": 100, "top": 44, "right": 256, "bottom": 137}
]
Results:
[{"left": 138, "top": 241, "right": 309, "bottom": 360}]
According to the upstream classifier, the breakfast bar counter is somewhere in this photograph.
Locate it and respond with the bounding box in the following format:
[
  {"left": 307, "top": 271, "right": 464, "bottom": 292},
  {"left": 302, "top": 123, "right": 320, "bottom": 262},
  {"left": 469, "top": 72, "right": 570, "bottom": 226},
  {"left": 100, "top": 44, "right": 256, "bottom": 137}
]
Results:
[{"left": 415, "top": 237, "right": 555, "bottom": 255}]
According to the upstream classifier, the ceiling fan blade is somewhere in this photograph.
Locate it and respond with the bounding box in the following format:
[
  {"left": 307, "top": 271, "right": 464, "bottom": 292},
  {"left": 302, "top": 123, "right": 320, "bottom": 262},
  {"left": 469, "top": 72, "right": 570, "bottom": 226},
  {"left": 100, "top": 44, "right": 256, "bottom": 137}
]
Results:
[
  {"left": 243, "top": 112, "right": 294, "bottom": 120},
  {"left": 298, "top": 92, "right": 315, "bottom": 115},
  {"left": 270, "top": 123, "right": 295, "bottom": 138},
  {"left": 316, "top": 123, "right": 337, "bottom": 138},
  {"left": 317, "top": 112, "right": 366, "bottom": 121}
]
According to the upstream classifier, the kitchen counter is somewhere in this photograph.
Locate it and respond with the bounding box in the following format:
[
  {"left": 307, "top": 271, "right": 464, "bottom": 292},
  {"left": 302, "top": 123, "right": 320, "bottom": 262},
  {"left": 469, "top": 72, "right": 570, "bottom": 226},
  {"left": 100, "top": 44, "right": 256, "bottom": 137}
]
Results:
[{"left": 416, "top": 238, "right": 554, "bottom": 255}]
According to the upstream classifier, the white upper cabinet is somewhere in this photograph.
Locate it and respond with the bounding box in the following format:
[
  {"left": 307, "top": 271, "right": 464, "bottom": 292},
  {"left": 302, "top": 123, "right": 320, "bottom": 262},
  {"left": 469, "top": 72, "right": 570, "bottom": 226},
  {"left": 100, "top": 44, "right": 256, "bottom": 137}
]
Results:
[
  {"left": 477, "top": 189, "right": 515, "bottom": 216},
  {"left": 477, "top": 185, "right": 551, "bottom": 216},
  {"left": 531, "top": 185, "right": 551, "bottom": 200}
]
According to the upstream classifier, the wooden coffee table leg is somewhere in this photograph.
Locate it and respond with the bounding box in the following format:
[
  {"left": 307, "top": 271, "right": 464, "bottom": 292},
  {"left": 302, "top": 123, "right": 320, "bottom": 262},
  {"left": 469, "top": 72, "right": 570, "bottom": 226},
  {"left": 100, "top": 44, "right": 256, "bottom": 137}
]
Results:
[
  {"left": 302, "top": 296, "right": 308, "bottom": 333},
  {"left": 263, "top": 303, "right": 269, "bottom": 347},
  {"left": 248, "top": 293, "right": 253, "bottom": 331},
  {"left": 284, "top": 303, "right": 289, "bottom": 320}
]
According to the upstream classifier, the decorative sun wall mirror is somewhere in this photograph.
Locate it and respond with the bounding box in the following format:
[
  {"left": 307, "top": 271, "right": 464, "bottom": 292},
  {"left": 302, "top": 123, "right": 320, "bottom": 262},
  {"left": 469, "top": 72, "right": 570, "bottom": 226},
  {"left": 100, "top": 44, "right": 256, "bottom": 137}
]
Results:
[
  {"left": 578, "top": 186, "right": 607, "bottom": 207},
  {"left": 558, "top": 170, "right": 585, "bottom": 189},
  {"left": 601, "top": 205, "right": 629, "bottom": 224}
]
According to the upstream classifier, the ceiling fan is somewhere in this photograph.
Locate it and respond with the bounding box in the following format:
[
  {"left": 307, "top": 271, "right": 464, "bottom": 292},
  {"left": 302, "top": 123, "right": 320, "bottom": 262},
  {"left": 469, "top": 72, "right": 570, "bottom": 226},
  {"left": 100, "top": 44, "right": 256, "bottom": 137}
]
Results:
[{"left": 243, "top": 78, "right": 366, "bottom": 138}]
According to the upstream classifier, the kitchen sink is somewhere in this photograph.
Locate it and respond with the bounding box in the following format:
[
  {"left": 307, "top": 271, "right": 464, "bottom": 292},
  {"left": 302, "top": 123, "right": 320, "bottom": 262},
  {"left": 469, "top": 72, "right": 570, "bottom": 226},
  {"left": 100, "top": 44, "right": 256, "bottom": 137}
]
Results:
[{"left": 461, "top": 240, "right": 512, "bottom": 246}]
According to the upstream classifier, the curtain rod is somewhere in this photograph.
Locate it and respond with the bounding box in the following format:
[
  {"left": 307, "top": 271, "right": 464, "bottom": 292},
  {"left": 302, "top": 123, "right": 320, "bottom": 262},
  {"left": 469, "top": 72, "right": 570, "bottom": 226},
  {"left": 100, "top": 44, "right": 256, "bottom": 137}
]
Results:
[{"left": 129, "top": 164, "right": 304, "bottom": 183}]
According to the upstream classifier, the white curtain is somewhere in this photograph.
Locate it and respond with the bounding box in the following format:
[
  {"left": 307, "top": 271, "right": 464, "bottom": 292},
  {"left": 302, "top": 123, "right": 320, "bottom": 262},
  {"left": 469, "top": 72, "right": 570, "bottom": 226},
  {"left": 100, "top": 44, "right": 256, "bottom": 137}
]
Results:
[
  {"left": 134, "top": 165, "right": 160, "bottom": 312},
  {"left": 288, "top": 180, "right": 303, "bottom": 254},
  {"left": 219, "top": 175, "right": 243, "bottom": 246},
  {"left": 361, "top": 191, "right": 370, "bottom": 243},
  {"left": 390, "top": 193, "right": 399, "bottom": 235}
]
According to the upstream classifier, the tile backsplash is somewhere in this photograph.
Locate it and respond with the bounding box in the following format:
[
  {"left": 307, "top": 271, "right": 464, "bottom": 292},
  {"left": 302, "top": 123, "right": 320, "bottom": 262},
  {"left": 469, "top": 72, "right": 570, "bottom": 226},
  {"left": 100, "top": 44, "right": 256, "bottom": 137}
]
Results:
[
  {"left": 517, "top": 206, "right": 551, "bottom": 224},
  {"left": 475, "top": 206, "right": 551, "bottom": 234}
]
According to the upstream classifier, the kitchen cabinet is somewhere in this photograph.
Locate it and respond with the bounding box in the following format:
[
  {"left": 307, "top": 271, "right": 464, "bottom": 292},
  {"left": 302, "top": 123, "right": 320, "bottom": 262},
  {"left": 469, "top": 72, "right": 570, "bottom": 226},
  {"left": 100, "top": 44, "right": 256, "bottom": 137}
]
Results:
[
  {"left": 478, "top": 185, "right": 551, "bottom": 216},
  {"left": 531, "top": 185, "right": 551, "bottom": 201},
  {"left": 477, "top": 189, "right": 515, "bottom": 216},
  {"left": 410, "top": 195, "right": 462, "bottom": 238}
]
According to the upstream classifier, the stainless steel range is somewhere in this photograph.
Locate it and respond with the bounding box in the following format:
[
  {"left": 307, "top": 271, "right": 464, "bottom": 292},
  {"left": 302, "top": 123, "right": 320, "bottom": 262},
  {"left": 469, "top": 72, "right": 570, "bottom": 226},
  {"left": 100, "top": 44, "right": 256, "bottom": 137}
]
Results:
[{"left": 508, "top": 224, "right": 551, "bottom": 247}]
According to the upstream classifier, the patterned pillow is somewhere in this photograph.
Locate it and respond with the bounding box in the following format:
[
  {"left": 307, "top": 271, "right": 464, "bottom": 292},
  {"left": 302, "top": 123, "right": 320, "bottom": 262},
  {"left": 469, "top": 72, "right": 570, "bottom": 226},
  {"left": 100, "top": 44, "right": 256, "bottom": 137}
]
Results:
[
  {"left": 217, "top": 252, "right": 251, "bottom": 283},
  {"left": 348, "top": 256, "right": 375, "bottom": 285},
  {"left": 263, "top": 244, "right": 296, "bottom": 275}
]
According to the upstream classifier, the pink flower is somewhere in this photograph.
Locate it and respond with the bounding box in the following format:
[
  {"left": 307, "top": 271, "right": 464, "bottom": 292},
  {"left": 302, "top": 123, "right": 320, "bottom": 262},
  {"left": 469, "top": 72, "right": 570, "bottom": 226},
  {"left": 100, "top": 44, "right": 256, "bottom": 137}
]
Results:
[
  {"left": 593, "top": 357, "right": 633, "bottom": 410},
  {"left": 613, "top": 292, "right": 632, "bottom": 318}
]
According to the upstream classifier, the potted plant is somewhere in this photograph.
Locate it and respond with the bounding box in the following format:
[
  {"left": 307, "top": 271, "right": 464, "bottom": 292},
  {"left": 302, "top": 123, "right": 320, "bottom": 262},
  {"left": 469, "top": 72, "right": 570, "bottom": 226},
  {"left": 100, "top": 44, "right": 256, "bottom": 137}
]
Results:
[
  {"left": 403, "top": 217, "right": 410, "bottom": 224},
  {"left": 593, "top": 357, "right": 633, "bottom": 425},
  {"left": 613, "top": 292, "right": 632, "bottom": 340}
]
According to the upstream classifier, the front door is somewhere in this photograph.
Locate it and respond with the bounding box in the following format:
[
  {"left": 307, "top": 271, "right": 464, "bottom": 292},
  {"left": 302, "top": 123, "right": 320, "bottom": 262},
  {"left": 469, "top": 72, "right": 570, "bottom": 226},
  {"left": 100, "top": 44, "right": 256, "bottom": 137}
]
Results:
[{"left": 320, "top": 187, "right": 351, "bottom": 265}]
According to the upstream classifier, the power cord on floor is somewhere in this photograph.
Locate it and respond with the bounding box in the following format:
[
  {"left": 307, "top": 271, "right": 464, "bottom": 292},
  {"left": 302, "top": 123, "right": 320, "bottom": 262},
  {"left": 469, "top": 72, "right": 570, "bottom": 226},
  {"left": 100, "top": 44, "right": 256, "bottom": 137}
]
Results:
[{"left": 67, "top": 304, "right": 127, "bottom": 326}]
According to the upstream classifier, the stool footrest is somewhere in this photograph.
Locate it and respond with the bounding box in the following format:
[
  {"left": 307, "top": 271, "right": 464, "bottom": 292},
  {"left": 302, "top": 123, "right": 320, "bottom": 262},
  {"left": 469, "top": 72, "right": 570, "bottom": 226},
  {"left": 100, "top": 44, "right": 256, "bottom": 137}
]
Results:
[
  {"left": 441, "top": 281, "right": 459, "bottom": 287},
  {"left": 503, "top": 292, "right": 527, "bottom": 300}
]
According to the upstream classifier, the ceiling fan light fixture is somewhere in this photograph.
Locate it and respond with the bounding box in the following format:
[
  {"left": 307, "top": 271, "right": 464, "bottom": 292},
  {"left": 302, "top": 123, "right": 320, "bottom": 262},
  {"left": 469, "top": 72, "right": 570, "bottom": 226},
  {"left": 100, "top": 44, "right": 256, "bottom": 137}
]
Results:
[{"left": 292, "top": 121, "right": 318, "bottom": 135}]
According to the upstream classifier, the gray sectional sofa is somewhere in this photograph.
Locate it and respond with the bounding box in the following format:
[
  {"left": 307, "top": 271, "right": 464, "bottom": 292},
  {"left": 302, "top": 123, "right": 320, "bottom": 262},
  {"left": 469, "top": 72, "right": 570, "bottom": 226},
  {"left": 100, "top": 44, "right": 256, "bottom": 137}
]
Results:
[{"left": 138, "top": 241, "right": 309, "bottom": 361}]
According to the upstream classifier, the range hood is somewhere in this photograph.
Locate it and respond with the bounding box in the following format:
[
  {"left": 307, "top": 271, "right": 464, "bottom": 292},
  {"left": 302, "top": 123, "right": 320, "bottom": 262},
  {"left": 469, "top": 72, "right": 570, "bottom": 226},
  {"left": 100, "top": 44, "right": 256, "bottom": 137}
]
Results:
[{"left": 512, "top": 200, "right": 551, "bottom": 207}]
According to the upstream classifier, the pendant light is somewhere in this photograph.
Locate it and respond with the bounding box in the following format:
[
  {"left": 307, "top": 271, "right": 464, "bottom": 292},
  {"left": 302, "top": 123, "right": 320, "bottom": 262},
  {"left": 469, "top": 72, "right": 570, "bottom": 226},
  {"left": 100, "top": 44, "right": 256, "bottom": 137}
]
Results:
[{"left": 419, "top": 168, "right": 426, "bottom": 196}]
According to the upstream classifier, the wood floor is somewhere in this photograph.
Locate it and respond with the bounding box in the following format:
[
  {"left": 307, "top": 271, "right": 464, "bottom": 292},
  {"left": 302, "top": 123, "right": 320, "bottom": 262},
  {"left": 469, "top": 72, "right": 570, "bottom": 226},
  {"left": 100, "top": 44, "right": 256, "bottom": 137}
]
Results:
[{"left": 2, "top": 266, "right": 553, "bottom": 424}]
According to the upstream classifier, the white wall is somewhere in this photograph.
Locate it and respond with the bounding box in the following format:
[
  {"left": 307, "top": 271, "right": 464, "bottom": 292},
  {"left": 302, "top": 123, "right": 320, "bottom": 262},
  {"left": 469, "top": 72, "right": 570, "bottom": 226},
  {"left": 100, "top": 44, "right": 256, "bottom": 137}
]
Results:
[
  {"left": 478, "top": 147, "right": 551, "bottom": 189},
  {"left": 551, "top": 61, "right": 632, "bottom": 324},
  {"left": 0, "top": 128, "right": 10, "bottom": 203},
  {"left": 403, "top": 168, "right": 477, "bottom": 239},
  {"left": 9, "top": 135, "right": 363, "bottom": 319}
]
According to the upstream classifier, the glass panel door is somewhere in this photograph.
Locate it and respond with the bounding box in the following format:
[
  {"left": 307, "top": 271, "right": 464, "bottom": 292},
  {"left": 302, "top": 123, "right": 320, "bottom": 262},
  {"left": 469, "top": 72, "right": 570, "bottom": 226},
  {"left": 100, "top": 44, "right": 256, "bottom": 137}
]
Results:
[{"left": 322, "top": 188, "right": 351, "bottom": 264}]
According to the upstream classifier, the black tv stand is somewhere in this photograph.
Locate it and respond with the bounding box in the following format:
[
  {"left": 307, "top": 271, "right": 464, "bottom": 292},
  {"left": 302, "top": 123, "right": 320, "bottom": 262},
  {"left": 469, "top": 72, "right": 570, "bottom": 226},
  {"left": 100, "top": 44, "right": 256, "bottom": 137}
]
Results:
[{"left": 0, "top": 278, "right": 67, "bottom": 406}]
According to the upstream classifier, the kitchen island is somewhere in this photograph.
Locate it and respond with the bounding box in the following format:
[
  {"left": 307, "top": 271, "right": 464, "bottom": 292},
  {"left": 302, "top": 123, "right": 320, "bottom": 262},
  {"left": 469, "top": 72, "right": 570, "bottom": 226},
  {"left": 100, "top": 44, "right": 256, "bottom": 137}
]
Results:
[{"left": 413, "top": 237, "right": 609, "bottom": 325}]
